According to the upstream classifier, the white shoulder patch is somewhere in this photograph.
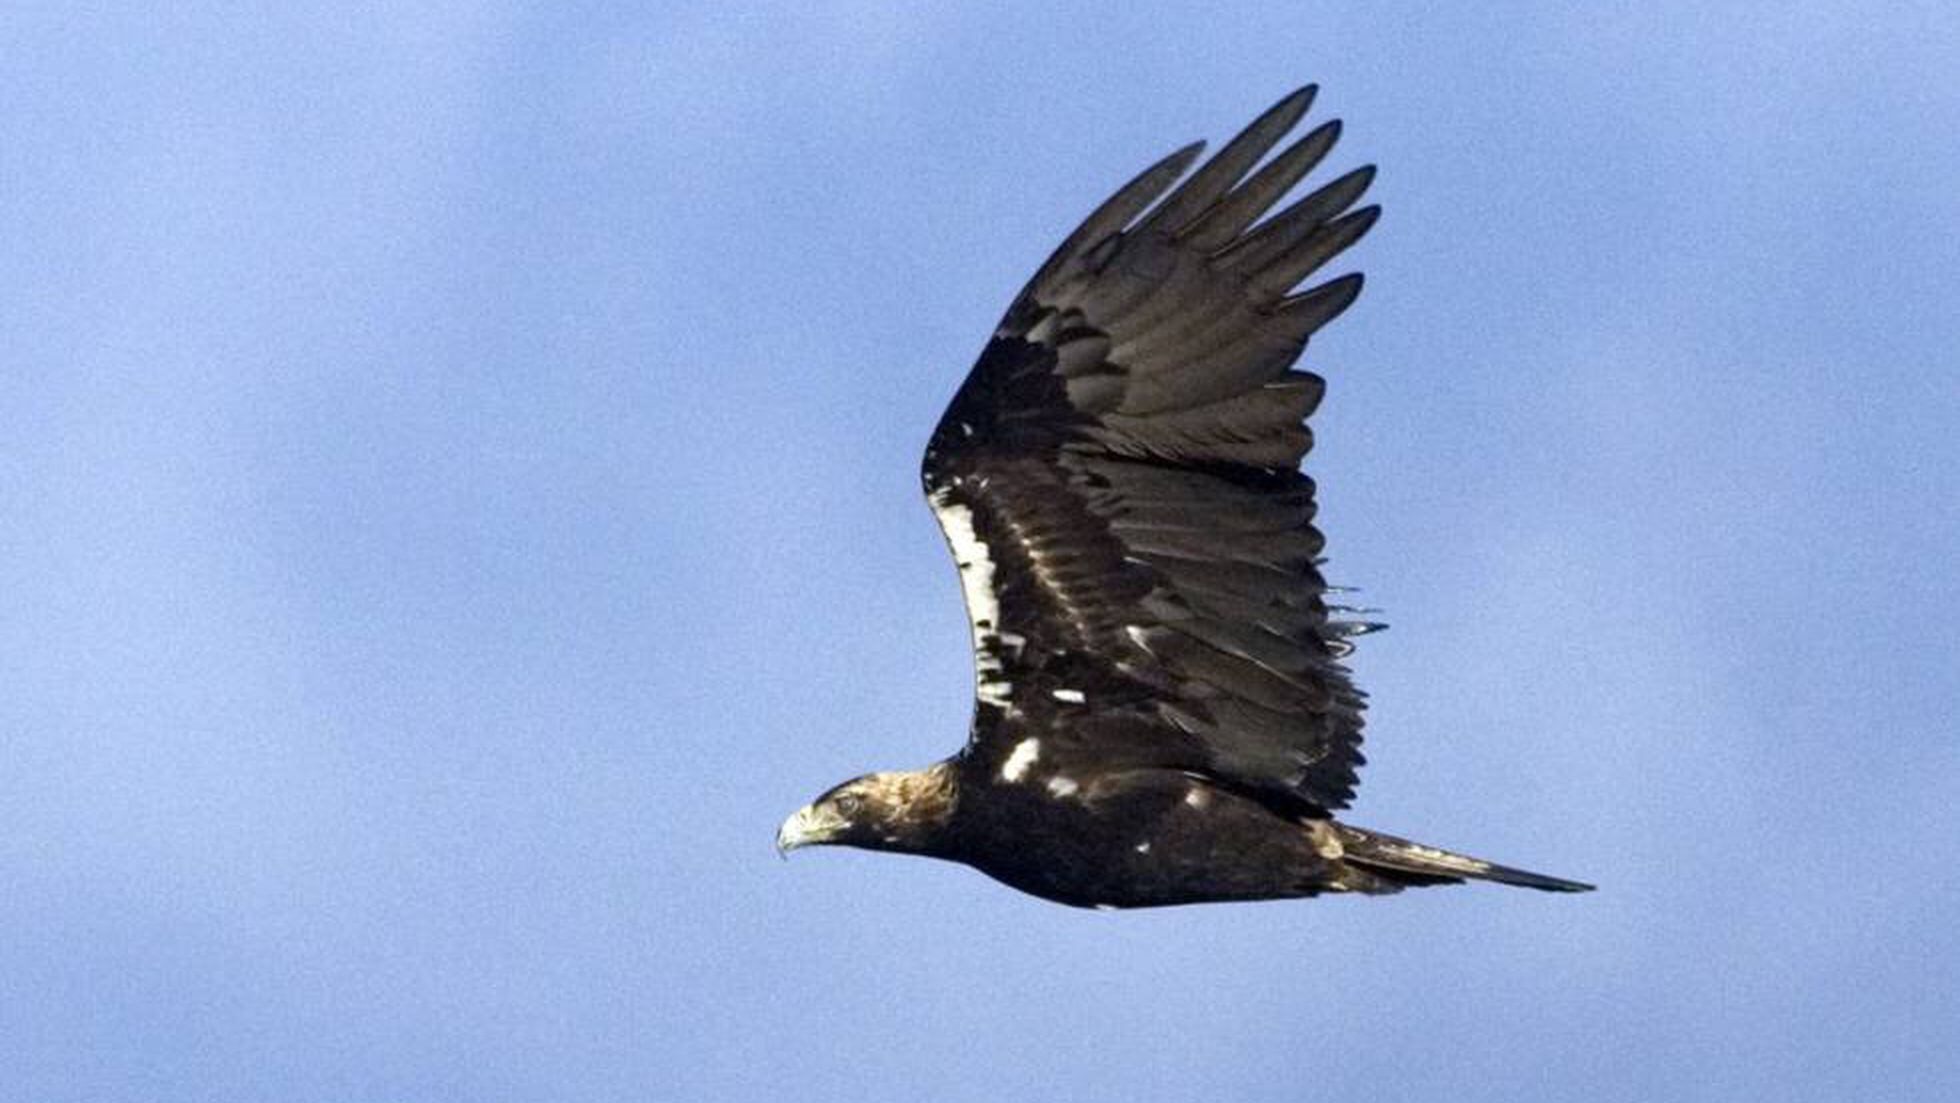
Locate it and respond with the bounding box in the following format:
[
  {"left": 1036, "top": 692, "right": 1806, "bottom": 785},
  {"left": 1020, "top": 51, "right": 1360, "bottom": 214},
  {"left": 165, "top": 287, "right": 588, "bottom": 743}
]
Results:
[
  {"left": 1045, "top": 776, "right": 1079, "bottom": 798},
  {"left": 1000, "top": 737, "right": 1041, "bottom": 782},
  {"left": 1050, "top": 688, "right": 1085, "bottom": 704},
  {"left": 929, "top": 488, "right": 1012, "bottom": 707}
]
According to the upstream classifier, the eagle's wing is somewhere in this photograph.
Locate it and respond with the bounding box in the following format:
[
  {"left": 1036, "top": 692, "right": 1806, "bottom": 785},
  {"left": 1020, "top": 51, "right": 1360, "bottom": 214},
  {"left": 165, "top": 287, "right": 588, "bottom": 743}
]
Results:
[{"left": 922, "top": 88, "right": 1381, "bottom": 814}]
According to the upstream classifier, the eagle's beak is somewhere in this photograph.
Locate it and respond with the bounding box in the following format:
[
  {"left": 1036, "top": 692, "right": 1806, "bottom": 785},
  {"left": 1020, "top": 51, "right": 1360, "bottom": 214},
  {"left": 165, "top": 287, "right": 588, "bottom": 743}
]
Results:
[{"left": 775, "top": 803, "right": 837, "bottom": 858}]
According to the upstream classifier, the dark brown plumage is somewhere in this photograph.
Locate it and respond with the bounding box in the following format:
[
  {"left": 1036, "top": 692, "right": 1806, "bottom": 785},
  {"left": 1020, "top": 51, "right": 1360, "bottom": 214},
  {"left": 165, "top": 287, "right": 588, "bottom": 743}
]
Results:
[{"left": 777, "top": 86, "right": 1592, "bottom": 908}]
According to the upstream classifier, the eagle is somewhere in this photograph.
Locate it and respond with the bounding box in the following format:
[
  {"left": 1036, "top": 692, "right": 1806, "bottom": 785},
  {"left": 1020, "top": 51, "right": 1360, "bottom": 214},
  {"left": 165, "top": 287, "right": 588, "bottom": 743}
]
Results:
[{"left": 777, "top": 87, "right": 1592, "bottom": 907}]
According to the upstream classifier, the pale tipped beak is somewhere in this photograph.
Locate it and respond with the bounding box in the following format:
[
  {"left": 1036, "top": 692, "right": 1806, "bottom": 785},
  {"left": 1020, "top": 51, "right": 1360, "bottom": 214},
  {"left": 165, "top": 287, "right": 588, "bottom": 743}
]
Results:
[{"left": 775, "top": 804, "right": 831, "bottom": 857}]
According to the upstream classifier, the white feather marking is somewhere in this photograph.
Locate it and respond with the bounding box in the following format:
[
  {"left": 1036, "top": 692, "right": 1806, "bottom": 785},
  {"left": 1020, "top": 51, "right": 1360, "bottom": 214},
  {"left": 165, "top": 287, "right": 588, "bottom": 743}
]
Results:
[
  {"left": 1305, "top": 820, "right": 1344, "bottom": 859},
  {"left": 1050, "top": 688, "right": 1085, "bottom": 704},
  {"left": 1183, "top": 785, "right": 1211, "bottom": 809},
  {"left": 1000, "top": 738, "right": 1040, "bottom": 782},
  {"left": 1388, "top": 842, "right": 1492, "bottom": 874},
  {"left": 930, "top": 488, "right": 1012, "bottom": 707},
  {"left": 1134, "top": 841, "right": 1151, "bottom": 854},
  {"left": 1046, "top": 776, "right": 1080, "bottom": 798}
]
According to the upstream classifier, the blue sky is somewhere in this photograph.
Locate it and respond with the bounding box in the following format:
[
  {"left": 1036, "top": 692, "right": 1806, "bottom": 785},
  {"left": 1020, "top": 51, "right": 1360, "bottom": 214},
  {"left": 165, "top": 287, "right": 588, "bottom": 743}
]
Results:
[{"left": 4, "top": 3, "right": 1957, "bottom": 1101}]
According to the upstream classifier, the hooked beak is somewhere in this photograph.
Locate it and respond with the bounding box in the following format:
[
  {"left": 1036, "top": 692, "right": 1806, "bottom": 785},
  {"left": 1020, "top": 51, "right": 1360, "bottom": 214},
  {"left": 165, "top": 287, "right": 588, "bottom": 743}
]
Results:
[{"left": 775, "top": 803, "right": 842, "bottom": 858}]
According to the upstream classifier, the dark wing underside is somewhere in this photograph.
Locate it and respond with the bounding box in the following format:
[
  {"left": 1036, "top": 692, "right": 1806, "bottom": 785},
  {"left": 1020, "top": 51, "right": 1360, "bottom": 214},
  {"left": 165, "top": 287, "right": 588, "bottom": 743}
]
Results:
[{"left": 923, "top": 88, "right": 1381, "bottom": 814}]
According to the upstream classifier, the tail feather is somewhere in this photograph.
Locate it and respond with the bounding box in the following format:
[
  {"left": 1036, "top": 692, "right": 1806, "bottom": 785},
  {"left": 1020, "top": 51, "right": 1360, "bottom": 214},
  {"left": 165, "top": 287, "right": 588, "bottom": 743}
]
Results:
[{"left": 1337, "top": 824, "right": 1594, "bottom": 893}]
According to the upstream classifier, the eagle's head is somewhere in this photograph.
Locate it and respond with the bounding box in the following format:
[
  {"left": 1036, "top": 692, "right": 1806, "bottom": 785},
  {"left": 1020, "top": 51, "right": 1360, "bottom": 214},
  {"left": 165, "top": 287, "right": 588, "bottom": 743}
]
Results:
[{"left": 776, "top": 763, "right": 958, "bottom": 857}]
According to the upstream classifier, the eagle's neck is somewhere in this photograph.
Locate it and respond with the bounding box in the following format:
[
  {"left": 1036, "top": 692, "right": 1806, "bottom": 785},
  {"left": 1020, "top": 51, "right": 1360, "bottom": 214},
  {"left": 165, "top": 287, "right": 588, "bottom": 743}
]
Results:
[{"left": 863, "top": 760, "right": 962, "bottom": 854}]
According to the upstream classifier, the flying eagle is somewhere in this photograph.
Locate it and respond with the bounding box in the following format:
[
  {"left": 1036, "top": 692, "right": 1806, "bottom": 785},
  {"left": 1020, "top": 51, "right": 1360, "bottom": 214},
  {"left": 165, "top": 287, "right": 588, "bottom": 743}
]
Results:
[{"left": 777, "top": 87, "right": 1592, "bottom": 907}]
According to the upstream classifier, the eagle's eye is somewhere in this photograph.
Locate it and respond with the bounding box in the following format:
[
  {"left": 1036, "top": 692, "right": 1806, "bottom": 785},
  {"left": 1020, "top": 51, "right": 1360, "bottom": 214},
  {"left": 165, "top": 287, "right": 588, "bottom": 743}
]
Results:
[{"left": 834, "top": 792, "right": 864, "bottom": 818}]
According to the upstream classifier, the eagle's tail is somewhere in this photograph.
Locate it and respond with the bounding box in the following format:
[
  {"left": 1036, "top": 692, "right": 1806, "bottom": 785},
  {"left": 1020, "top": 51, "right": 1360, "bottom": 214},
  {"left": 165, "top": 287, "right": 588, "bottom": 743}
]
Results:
[{"left": 1336, "top": 823, "right": 1594, "bottom": 893}]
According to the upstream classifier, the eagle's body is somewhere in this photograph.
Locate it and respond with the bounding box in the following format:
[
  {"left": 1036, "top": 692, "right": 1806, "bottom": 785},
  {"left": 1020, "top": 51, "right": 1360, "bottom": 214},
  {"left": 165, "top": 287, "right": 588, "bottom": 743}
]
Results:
[
  {"left": 777, "top": 87, "right": 1592, "bottom": 907},
  {"left": 943, "top": 760, "right": 1364, "bottom": 908}
]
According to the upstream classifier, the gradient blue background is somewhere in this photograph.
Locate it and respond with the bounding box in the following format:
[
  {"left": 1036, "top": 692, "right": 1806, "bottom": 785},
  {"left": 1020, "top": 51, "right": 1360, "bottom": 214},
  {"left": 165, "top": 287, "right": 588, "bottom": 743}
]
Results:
[{"left": 5, "top": 4, "right": 1957, "bottom": 1101}]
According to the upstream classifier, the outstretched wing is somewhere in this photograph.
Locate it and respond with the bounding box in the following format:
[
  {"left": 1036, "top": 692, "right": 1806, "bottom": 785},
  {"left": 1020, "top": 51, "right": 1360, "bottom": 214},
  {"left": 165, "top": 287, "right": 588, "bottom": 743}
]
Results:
[{"left": 922, "top": 87, "right": 1380, "bottom": 813}]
